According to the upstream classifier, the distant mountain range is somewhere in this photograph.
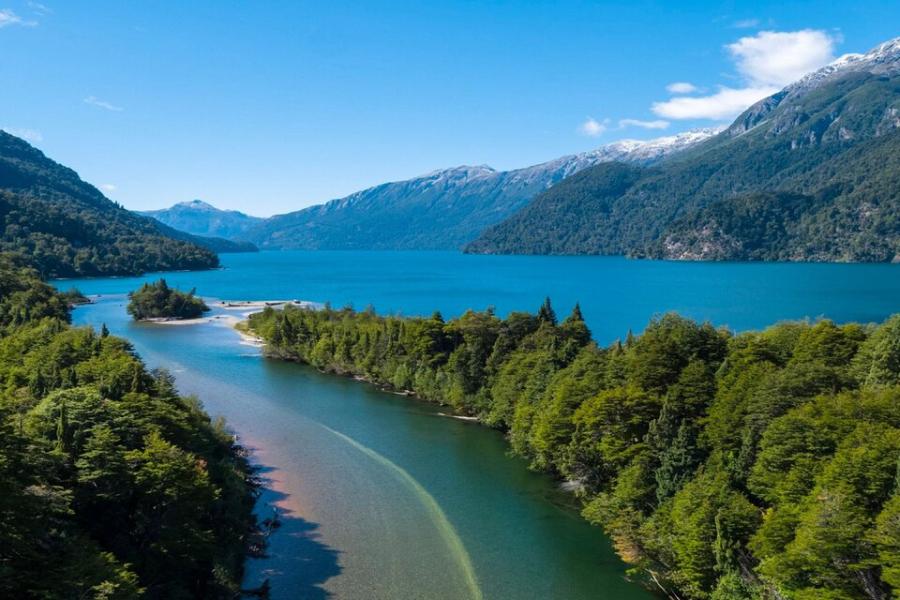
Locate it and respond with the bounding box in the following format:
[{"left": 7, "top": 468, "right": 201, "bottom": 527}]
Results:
[
  {"left": 141, "top": 200, "right": 263, "bottom": 243},
  {"left": 141, "top": 36, "right": 900, "bottom": 263},
  {"left": 0, "top": 131, "right": 235, "bottom": 277},
  {"left": 143, "top": 128, "right": 720, "bottom": 250},
  {"left": 468, "top": 37, "right": 900, "bottom": 261}
]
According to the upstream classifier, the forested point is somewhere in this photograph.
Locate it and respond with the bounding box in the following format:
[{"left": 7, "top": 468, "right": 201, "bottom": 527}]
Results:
[
  {"left": 0, "top": 254, "right": 258, "bottom": 598},
  {"left": 127, "top": 279, "right": 210, "bottom": 321},
  {"left": 248, "top": 299, "right": 900, "bottom": 599}
]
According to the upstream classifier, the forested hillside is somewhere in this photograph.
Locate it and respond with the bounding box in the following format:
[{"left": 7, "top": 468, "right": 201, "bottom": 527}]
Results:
[
  {"left": 0, "top": 131, "right": 221, "bottom": 276},
  {"left": 468, "top": 38, "right": 900, "bottom": 261},
  {"left": 0, "top": 254, "right": 257, "bottom": 597},
  {"left": 249, "top": 301, "right": 900, "bottom": 599}
]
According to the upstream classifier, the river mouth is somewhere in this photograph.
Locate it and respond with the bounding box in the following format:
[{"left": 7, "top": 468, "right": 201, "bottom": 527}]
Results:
[
  {"left": 69, "top": 294, "right": 650, "bottom": 600},
  {"left": 59, "top": 249, "right": 900, "bottom": 599}
]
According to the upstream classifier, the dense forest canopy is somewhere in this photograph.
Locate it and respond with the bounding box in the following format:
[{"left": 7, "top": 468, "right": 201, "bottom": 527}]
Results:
[
  {"left": 0, "top": 131, "right": 222, "bottom": 277},
  {"left": 128, "top": 279, "right": 210, "bottom": 321},
  {"left": 0, "top": 255, "right": 257, "bottom": 598},
  {"left": 248, "top": 300, "right": 900, "bottom": 599}
]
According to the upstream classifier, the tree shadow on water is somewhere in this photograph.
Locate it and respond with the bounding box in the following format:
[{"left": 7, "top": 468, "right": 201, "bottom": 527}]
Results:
[{"left": 245, "top": 463, "right": 343, "bottom": 600}]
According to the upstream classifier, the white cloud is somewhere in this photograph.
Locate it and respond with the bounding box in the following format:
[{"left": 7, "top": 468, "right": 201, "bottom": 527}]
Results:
[
  {"left": 653, "top": 29, "right": 837, "bottom": 121},
  {"left": 100, "top": 183, "right": 117, "bottom": 193},
  {"left": 728, "top": 29, "right": 837, "bottom": 87},
  {"left": 666, "top": 82, "right": 698, "bottom": 94},
  {"left": 0, "top": 8, "right": 35, "bottom": 27},
  {"left": 1, "top": 127, "right": 43, "bottom": 143},
  {"left": 653, "top": 86, "right": 778, "bottom": 120},
  {"left": 27, "top": 2, "right": 52, "bottom": 15},
  {"left": 578, "top": 117, "right": 609, "bottom": 137},
  {"left": 84, "top": 96, "right": 124, "bottom": 112},
  {"left": 619, "top": 118, "right": 670, "bottom": 130},
  {"left": 733, "top": 18, "right": 760, "bottom": 29}
]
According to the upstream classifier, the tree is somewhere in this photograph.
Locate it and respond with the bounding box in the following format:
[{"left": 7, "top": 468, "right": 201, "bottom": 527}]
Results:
[
  {"left": 853, "top": 315, "right": 900, "bottom": 388},
  {"left": 537, "top": 297, "right": 557, "bottom": 325}
]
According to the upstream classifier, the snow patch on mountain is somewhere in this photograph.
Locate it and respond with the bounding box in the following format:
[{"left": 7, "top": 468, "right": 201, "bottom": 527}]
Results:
[
  {"left": 792, "top": 37, "right": 900, "bottom": 90},
  {"left": 505, "top": 127, "right": 723, "bottom": 188},
  {"left": 174, "top": 199, "right": 219, "bottom": 211}
]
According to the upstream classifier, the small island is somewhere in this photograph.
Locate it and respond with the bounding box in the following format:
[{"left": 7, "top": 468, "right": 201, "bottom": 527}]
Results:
[{"left": 127, "top": 278, "right": 210, "bottom": 321}]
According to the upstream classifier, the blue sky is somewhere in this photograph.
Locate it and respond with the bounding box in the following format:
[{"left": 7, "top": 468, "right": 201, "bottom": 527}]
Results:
[{"left": 0, "top": 1, "right": 897, "bottom": 216}]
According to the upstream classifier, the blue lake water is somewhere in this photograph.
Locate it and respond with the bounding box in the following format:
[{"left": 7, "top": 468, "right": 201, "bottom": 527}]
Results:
[
  {"left": 57, "top": 251, "right": 900, "bottom": 599},
  {"left": 60, "top": 250, "right": 900, "bottom": 342}
]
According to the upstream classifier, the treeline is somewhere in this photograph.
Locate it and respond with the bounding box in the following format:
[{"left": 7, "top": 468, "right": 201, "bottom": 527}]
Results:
[
  {"left": 0, "top": 254, "right": 257, "bottom": 598},
  {"left": 128, "top": 279, "right": 210, "bottom": 321},
  {"left": 248, "top": 300, "right": 900, "bottom": 599}
]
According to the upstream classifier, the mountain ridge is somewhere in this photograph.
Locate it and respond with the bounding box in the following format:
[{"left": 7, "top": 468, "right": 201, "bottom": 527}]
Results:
[
  {"left": 141, "top": 128, "right": 719, "bottom": 251},
  {"left": 154, "top": 128, "right": 718, "bottom": 251},
  {"left": 466, "top": 36, "right": 900, "bottom": 262},
  {"left": 140, "top": 199, "right": 264, "bottom": 243}
]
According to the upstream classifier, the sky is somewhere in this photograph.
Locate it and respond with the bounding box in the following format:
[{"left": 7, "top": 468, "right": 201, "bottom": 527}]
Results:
[{"left": 0, "top": 1, "right": 897, "bottom": 216}]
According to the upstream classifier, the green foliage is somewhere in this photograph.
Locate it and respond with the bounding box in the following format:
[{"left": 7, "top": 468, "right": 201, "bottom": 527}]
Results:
[
  {"left": 0, "top": 131, "right": 219, "bottom": 277},
  {"left": 0, "top": 256, "right": 256, "bottom": 598},
  {"left": 0, "top": 253, "right": 70, "bottom": 328},
  {"left": 127, "top": 279, "right": 210, "bottom": 321},
  {"left": 250, "top": 301, "right": 900, "bottom": 598}
]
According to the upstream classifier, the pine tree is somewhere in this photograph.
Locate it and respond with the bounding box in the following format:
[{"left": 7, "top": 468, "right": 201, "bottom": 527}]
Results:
[
  {"left": 537, "top": 297, "right": 557, "bottom": 325},
  {"left": 561, "top": 303, "right": 591, "bottom": 348},
  {"left": 566, "top": 302, "right": 585, "bottom": 323}
]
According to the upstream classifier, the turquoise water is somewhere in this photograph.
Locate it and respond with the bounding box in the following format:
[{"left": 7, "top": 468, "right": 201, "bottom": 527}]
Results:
[
  {"left": 61, "top": 250, "right": 900, "bottom": 343},
  {"left": 58, "top": 251, "right": 900, "bottom": 599}
]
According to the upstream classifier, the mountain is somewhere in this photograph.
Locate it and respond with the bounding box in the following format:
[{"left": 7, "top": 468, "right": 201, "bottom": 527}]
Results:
[
  {"left": 141, "top": 199, "right": 263, "bottom": 242},
  {"left": 244, "top": 129, "right": 720, "bottom": 250},
  {"left": 467, "top": 37, "right": 900, "bottom": 261},
  {"left": 0, "top": 131, "right": 220, "bottom": 277}
]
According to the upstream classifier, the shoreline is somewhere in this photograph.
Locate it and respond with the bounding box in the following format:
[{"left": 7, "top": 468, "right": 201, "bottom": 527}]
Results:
[
  {"left": 140, "top": 299, "right": 317, "bottom": 345},
  {"left": 258, "top": 334, "right": 490, "bottom": 424}
]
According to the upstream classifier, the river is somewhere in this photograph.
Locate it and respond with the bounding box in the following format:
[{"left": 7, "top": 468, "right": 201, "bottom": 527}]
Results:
[{"left": 58, "top": 250, "right": 900, "bottom": 599}]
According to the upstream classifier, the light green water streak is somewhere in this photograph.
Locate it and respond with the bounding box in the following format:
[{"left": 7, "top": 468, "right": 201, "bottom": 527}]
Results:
[{"left": 320, "top": 424, "right": 483, "bottom": 600}]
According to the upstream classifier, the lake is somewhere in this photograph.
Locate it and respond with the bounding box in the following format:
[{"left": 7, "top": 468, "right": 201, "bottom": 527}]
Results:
[
  {"left": 61, "top": 250, "right": 900, "bottom": 343},
  {"left": 59, "top": 250, "right": 900, "bottom": 599}
]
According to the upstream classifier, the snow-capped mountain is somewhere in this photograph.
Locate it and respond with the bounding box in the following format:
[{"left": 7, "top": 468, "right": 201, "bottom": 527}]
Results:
[
  {"left": 729, "top": 36, "right": 900, "bottom": 138},
  {"left": 506, "top": 127, "right": 723, "bottom": 188},
  {"left": 141, "top": 200, "right": 263, "bottom": 240},
  {"left": 468, "top": 35, "right": 900, "bottom": 261},
  {"left": 244, "top": 128, "right": 719, "bottom": 250},
  {"left": 803, "top": 37, "right": 900, "bottom": 83}
]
